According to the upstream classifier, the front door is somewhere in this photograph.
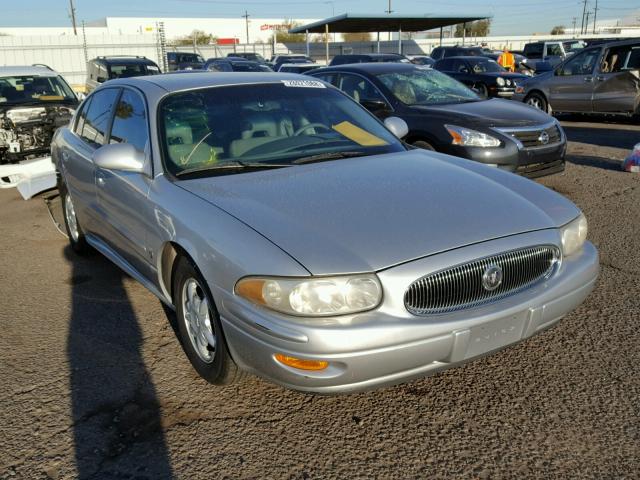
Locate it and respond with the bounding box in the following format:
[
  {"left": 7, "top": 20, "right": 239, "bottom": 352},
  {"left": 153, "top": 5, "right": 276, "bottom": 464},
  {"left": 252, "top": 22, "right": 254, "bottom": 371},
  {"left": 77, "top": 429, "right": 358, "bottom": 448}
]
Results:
[
  {"left": 593, "top": 44, "right": 640, "bottom": 114},
  {"left": 547, "top": 48, "right": 601, "bottom": 112},
  {"left": 94, "top": 87, "right": 155, "bottom": 280}
]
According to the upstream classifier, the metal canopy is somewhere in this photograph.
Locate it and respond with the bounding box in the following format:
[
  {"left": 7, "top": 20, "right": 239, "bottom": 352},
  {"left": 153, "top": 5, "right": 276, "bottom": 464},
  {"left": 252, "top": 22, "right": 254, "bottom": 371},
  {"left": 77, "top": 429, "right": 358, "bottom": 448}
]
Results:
[{"left": 288, "top": 13, "right": 491, "bottom": 34}]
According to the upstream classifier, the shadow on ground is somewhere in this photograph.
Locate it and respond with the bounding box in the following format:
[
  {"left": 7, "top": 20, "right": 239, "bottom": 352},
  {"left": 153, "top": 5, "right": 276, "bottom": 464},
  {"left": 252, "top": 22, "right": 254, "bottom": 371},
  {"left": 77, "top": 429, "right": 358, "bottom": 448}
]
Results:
[{"left": 65, "top": 246, "right": 174, "bottom": 479}]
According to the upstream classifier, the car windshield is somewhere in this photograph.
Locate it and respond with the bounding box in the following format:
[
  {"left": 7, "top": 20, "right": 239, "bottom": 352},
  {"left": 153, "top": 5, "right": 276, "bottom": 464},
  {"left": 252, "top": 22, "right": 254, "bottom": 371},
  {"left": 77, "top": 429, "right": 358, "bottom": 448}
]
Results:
[
  {"left": 376, "top": 68, "right": 479, "bottom": 106},
  {"left": 159, "top": 82, "right": 405, "bottom": 177},
  {"left": 109, "top": 63, "right": 159, "bottom": 78},
  {"left": 563, "top": 41, "right": 585, "bottom": 53},
  {"left": 467, "top": 58, "right": 505, "bottom": 73},
  {"left": 0, "top": 75, "right": 76, "bottom": 105}
]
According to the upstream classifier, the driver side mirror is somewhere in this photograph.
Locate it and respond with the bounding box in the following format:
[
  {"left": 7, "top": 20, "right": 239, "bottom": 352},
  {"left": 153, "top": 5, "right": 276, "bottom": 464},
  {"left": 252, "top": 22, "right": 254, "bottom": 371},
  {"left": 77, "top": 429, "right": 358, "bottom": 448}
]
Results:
[
  {"left": 96, "top": 76, "right": 107, "bottom": 83},
  {"left": 93, "top": 143, "right": 146, "bottom": 173},
  {"left": 384, "top": 117, "right": 409, "bottom": 139},
  {"left": 360, "top": 98, "right": 389, "bottom": 113}
]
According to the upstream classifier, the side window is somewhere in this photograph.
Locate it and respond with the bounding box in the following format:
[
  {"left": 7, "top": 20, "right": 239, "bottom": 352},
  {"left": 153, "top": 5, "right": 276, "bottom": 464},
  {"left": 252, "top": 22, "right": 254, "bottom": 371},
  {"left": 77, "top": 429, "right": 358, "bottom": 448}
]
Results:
[
  {"left": 431, "top": 48, "right": 442, "bottom": 60},
  {"left": 336, "top": 74, "right": 387, "bottom": 106},
  {"left": 601, "top": 46, "right": 639, "bottom": 73},
  {"left": 559, "top": 49, "right": 599, "bottom": 76},
  {"left": 312, "top": 73, "right": 336, "bottom": 86},
  {"left": 79, "top": 88, "right": 120, "bottom": 147},
  {"left": 547, "top": 44, "right": 563, "bottom": 57},
  {"left": 524, "top": 44, "right": 543, "bottom": 59},
  {"left": 74, "top": 96, "right": 93, "bottom": 134},
  {"left": 109, "top": 89, "right": 148, "bottom": 152}
]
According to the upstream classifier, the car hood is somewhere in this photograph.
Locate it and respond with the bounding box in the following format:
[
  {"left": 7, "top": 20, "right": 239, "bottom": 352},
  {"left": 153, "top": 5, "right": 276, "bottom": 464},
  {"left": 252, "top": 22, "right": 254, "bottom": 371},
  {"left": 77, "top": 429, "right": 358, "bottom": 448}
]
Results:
[
  {"left": 411, "top": 98, "right": 552, "bottom": 127},
  {"left": 178, "top": 150, "right": 579, "bottom": 274}
]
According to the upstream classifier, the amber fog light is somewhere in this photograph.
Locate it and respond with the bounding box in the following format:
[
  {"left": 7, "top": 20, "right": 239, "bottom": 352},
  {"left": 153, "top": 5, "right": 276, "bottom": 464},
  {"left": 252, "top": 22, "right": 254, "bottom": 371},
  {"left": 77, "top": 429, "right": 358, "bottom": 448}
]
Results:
[{"left": 275, "top": 354, "right": 329, "bottom": 371}]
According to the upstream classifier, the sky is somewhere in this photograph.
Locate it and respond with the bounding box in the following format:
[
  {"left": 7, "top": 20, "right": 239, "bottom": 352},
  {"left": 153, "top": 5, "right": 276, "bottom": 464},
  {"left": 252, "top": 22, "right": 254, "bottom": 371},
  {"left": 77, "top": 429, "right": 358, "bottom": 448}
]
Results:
[{"left": 3, "top": 0, "right": 639, "bottom": 35}]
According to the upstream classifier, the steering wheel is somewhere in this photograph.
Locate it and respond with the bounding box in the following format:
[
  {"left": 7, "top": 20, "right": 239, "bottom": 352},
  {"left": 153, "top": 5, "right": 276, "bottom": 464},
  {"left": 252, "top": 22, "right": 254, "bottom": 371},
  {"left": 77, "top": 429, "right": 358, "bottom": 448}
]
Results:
[{"left": 293, "top": 123, "right": 332, "bottom": 136}]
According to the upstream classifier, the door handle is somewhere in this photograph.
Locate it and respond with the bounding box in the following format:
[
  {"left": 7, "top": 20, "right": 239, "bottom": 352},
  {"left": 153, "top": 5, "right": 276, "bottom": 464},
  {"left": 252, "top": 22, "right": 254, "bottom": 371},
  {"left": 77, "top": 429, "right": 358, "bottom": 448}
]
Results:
[
  {"left": 584, "top": 77, "right": 593, "bottom": 83},
  {"left": 96, "top": 171, "right": 106, "bottom": 187}
]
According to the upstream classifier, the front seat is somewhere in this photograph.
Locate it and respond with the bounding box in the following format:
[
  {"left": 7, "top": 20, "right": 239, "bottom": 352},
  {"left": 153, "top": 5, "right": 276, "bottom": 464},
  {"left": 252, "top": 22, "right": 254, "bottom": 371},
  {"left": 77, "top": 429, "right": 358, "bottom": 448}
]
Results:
[
  {"left": 166, "top": 119, "right": 222, "bottom": 167},
  {"left": 229, "top": 112, "right": 293, "bottom": 157}
]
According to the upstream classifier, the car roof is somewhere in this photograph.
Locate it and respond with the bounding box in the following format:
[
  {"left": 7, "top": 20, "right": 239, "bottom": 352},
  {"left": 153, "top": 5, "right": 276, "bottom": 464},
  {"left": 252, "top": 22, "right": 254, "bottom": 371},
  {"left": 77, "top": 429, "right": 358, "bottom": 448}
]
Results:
[
  {"left": 93, "top": 57, "right": 156, "bottom": 65},
  {"left": 0, "top": 66, "right": 59, "bottom": 77},
  {"left": 279, "top": 63, "right": 317, "bottom": 67},
  {"left": 311, "top": 62, "right": 418, "bottom": 74},
  {"left": 107, "top": 71, "right": 319, "bottom": 92},
  {"left": 439, "top": 56, "right": 493, "bottom": 61}
]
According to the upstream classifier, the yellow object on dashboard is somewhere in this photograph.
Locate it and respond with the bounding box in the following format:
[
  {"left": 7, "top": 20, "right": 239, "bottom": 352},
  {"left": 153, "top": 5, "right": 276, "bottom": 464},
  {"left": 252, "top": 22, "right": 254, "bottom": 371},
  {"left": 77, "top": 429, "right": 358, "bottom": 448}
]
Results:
[{"left": 332, "top": 121, "right": 389, "bottom": 147}]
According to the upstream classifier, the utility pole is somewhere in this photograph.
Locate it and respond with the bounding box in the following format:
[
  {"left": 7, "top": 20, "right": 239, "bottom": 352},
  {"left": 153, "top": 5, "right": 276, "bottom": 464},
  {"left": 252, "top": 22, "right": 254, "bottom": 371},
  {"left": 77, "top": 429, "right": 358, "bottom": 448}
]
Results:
[
  {"left": 592, "top": 0, "right": 599, "bottom": 34},
  {"left": 580, "top": 0, "right": 588, "bottom": 34},
  {"left": 585, "top": 10, "right": 590, "bottom": 34},
  {"left": 69, "top": 0, "right": 78, "bottom": 36},
  {"left": 386, "top": 0, "right": 392, "bottom": 41},
  {"left": 242, "top": 10, "right": 250, "bottom": 44},
  {"left": 572, "top": 17, "right": 577, "bottom": 37}
]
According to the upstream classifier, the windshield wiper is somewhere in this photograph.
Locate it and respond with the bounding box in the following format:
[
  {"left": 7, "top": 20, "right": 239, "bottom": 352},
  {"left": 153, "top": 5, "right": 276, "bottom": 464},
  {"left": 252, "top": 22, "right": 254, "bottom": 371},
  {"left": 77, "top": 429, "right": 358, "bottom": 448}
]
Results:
[
  {"left": 175, "top": 161, "right": 290, "bottom": 178},
  {"left": 292, "top": 151, "right": 371, "bottom": 165}
]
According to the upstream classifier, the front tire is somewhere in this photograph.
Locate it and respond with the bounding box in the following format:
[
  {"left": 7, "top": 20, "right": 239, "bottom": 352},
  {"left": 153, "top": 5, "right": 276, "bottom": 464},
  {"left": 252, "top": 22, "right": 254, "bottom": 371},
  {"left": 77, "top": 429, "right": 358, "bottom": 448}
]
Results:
[
  {"left": 173, "top": 255, "right": 243, "bottom": 385},
  {"left": 474, "top": 83, "right": 489, "bottom": 98},
  {"left": 59, "top": 180, "right": 89, "bottom": 254},
  {"left": 525, "top": 92, "right": 548, "bottom": 113}
]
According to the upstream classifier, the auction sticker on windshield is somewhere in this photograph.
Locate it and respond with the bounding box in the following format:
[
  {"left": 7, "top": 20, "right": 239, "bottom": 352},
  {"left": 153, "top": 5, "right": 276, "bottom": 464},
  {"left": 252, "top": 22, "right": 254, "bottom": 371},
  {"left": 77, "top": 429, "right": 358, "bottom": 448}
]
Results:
[{"left": 281, "top": 80, "right": 325, "bottom": 88}]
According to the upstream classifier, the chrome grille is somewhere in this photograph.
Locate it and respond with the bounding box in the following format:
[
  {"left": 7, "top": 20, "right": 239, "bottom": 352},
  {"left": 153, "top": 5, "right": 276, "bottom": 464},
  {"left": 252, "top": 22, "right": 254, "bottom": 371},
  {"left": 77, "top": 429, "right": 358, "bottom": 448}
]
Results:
[
  {"left": 404, "top": 245, "right": 560, "bottom": 315},
  {"left": 507, "top": 125, "right": 562, "bottom": 149}
]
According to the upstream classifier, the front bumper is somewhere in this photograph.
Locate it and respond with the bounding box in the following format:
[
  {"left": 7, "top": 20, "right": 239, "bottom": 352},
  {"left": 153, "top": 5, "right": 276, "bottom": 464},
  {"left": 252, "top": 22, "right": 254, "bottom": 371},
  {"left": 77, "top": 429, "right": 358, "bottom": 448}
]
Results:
[
  {"left": 0, "top": 156, "right": 56, "bottom": 199},
  {"left": 219, "top": 231, "right": 599, "bottom": 394}
]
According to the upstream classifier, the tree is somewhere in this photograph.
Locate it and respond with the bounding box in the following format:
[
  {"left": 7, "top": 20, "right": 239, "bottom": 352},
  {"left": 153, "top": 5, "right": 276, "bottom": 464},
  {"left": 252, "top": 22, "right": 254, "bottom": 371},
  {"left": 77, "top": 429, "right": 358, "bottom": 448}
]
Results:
[
  {"left": 175, "top": 30, "right": 216, "bottom": 46},
  {"left": 455, "top": 19, "right": 491, "bottom": 38},
  {"left": 550, "top": 25, "right": 566, "bottom": 35},
  {"left": 269, "top": 19, "right": 306, "bottom": 43},
  {"left": 342, "top": 32, "right": 373, "bottom": 42}
]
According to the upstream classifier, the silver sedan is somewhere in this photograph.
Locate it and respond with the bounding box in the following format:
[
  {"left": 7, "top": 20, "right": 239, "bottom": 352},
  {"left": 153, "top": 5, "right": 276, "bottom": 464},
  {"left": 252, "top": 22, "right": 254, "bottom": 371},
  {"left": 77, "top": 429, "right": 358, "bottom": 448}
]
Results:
[{"left": 52, "top": 72, "right": 599, "bottom": 393}]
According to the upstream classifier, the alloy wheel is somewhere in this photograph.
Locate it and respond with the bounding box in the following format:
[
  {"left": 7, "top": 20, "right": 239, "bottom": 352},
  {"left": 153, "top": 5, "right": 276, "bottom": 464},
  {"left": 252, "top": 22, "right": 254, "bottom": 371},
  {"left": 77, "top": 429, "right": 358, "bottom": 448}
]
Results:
[{"left": 181, "top": 278, "right": 216, "bottom": 363}]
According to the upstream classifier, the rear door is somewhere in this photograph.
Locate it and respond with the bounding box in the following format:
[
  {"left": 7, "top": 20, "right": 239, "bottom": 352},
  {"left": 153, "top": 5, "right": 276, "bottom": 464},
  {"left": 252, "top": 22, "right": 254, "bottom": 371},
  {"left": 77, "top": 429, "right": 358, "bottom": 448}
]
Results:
[
  {"left": 94, "top": 87, "right": 155, "bottom": 279},
  {"left": 546, "top": 48, "right": 601, "bottom": 112},
  {"left": 593, "top": 44, "right": 640, "bottom": 114},
  {"left": 61, "top": 88, "right": 120, "bottom": 232}
]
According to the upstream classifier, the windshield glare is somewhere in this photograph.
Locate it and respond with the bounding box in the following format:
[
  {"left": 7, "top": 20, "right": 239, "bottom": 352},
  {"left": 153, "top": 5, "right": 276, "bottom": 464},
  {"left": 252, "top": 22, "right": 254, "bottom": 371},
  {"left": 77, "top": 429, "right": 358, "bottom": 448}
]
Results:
[
  {"left": 468, "top": 59, "right": 505, "bottom": 73},
  {"left": 160, "top": 83, "right": 404, "bottom": 176},
  {"left": 0, "top": 75, "right": 76, "bottom": 104},
  {"left": 377, "top": 68, "right": 479, "bottom": 106}
]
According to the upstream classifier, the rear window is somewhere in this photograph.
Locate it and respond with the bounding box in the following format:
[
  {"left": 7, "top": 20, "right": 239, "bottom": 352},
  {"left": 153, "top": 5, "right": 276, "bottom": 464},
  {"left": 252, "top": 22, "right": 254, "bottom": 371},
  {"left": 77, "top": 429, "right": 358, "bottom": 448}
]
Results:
[{"left": 524, "top": 43, "right": 543, "bottom": 59}]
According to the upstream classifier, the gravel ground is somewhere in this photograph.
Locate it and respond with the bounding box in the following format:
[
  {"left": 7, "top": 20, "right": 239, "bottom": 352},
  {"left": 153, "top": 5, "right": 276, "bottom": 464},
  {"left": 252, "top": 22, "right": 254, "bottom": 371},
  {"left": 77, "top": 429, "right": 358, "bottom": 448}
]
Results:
[{"left": 0, "top": 119, "right": 638, "bottom": 479}]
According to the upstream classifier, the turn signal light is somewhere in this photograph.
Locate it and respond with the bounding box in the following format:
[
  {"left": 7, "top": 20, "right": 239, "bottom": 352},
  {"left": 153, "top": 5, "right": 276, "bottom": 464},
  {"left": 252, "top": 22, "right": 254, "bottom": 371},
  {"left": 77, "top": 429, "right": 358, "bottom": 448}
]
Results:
[{"left": 275, "top": 354, "right": 329, "bottom": 371}]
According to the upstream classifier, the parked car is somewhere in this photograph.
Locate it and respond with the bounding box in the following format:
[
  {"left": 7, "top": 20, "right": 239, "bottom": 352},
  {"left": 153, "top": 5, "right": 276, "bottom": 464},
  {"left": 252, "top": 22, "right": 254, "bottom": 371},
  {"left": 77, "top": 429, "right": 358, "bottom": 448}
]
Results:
[
  {"left": 522, "top": 40, "right": 585, "bottom": 70},
  {"left": 482, "top": 51, "right": 534, "bottom": 76},
  {"left": 513, "top": 39, "right": 640, "bottom": 117},
  {"left": 309, "top": 63, "right": 567, "bottom": 177},
  {"left": 53, "top": 72, "right": 598, "bottom": 393},
  {"left": 269, "top": 55, "right": 314, "bottom": 71},
  {"left": 329, "top": 53, "right": 410, "bottom": 66},
  {"left": 0, "top": 65, "right": 78, "bottom": 196},
  {"left": 204, "top": 58, "right": 271, "bottom": 72},
  {"left": 86, "top": 56, "right": 160, "bottom": 92},
  {"left": 433, "top": 56, "right": 529, "bottom": 98},
  {"left": 429, "top": 46, "right": 484, "bottom": 61},
  {"left": 227, "top": 52, "right": 268, "bottom": 64},
  {"left": 408, "top": 55, "right": 435, "bottom": 67},
  {"left": 167, "top": 52, "right": 205, "bottom": 71},
  {"left": 277, "top": 63, "right": 319, "bottom": 74}
]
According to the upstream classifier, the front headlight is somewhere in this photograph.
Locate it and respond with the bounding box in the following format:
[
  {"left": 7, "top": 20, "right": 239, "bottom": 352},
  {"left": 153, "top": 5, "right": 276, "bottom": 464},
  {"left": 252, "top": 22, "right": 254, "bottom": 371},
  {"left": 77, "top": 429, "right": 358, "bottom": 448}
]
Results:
[
  {"left": 496, "top": 77, "right": 506, "bottom": 86},
  {"left": 235, "top": 274, "right": 382, "bottom": 316},
  {"left": 560, "top": 214, "right": 588, "bottom": 257},
  {"left": 445, "top": 125, "right": 501, "bottom": 148}
]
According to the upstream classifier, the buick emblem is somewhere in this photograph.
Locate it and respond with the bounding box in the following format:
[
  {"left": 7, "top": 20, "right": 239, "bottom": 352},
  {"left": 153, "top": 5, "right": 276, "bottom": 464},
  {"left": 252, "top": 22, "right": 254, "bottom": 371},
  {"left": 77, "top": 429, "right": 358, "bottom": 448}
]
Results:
[
  {"left": 482, "top": 265, "right": 503, "bottom": 291},
  {"left": 538, "top": 131, "right": 550, "bottom": 145}
]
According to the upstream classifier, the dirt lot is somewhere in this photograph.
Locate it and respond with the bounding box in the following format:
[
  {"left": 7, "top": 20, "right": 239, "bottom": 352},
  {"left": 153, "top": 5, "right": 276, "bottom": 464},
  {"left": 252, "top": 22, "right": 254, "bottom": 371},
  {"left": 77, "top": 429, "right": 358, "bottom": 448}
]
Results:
[{"left": 1, "top": 118, "right": 639, "bottom": 479}]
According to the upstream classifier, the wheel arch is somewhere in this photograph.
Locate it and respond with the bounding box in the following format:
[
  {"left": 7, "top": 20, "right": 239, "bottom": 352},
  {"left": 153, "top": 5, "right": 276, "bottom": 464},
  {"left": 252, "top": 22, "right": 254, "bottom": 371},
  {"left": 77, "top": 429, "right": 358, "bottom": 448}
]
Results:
[{"left": 159, "top": 241, "right": 189, "bottom": 304}]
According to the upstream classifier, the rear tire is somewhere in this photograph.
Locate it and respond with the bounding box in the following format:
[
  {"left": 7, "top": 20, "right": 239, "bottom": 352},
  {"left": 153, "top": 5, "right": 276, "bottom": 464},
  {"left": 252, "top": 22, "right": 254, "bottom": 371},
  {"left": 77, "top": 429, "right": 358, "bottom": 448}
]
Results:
[
  {"left": 525, "top": 92, "right": 548, "bottom": 113},
  {"left": 59, "top": 180, "right": 89, "bottom": 254},
  {"left": 474, "top": 83, "right": 489, "bottom": 98},
  {"left": 173, "top": 255, "right": 244, "bottom": 385},
  {"left": 412, "top": 140, "right": 435, "bottom": 151}
]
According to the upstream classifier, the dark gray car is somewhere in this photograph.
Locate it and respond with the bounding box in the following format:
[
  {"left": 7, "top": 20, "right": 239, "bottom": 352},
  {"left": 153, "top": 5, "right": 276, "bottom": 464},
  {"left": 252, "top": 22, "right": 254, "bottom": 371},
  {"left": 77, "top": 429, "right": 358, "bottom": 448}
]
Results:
[{"left": 513, "top": 39, "right": 640, "bottom": 117}]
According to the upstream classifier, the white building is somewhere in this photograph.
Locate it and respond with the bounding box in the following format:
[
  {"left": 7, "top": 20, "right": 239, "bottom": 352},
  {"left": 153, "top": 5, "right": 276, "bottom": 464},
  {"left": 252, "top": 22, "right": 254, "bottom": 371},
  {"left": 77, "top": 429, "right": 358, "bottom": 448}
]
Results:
[{"left": 0, "top": 16, "right": 319, "bottom": 44}]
